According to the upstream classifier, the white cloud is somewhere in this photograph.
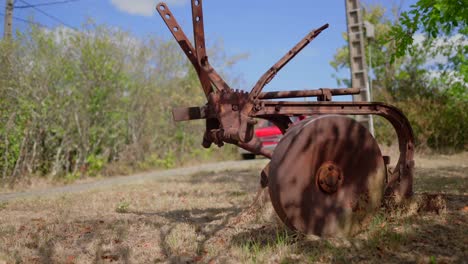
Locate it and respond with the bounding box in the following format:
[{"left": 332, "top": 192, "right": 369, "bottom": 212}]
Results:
[{"left": 110, "top": 0, "right": 188, "bottom": 17}]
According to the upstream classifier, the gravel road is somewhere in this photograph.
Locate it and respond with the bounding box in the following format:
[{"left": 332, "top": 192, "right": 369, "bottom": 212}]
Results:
[{"left": 0, "top": 159, "right": 269, "bottom": 202}]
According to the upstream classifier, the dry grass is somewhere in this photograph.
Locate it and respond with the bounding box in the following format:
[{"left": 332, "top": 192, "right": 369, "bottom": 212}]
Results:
[{"left": 0, "top": 153, "right": 467, "bottom": 263}]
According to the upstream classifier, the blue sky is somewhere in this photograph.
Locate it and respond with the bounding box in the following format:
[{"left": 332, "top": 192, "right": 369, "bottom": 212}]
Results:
[{"left": 2, "top": 0, "right": 416, "bottom": 96}]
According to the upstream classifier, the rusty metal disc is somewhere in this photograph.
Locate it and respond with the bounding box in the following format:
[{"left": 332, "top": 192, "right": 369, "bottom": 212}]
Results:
[{"left": 268, "top": 115, "right": 386, "bottom": 236}]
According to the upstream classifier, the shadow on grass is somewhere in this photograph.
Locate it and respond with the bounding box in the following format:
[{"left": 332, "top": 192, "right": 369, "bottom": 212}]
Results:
[
  {"left": 129, "top": 206, "right": 242, "bottom": 263},
  {"left": 5, "top": 166, "right": 465, "bottom": 263},
  {"left": 414, "top": 166, "right": 467, "bottom": 194},
  {"left": 174, "top": 169, "right": 260, "bottom": 189},
  {"left": 128, "top": 165, "right": 467, "bottom": 263},
  {"left": 229, "top": 191, "right": 467, "bottom": 263}
]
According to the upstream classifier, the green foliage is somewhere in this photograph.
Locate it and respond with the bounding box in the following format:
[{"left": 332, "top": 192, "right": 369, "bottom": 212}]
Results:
[
  {"left": 86, "top": 154, "right": 105, "bottom": 177},
  {"left": 275, "top": 229, "right": 291, "bottom": 247},
  {"left": 63, "top": 173, "right": 80, "bottom": 184},
  {"left": 0, "top": 22, "right": 242, "bottom": 184},
  {"left": 391, "top": 0, "right": 468, "bottom": 60},
  {"left": 115, "top": 199, "right": 131, "bottom": 213},
  {"left": 331, "top": 4, "right": 467, "bottom": 151},
  {"left": 0, "top": 201, "right": 8, "bottom": 211}
]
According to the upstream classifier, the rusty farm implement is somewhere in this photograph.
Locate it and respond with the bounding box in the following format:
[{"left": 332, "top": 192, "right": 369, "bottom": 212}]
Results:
[{"left": 156, "top": 0, "right": 415, "bottom": 236}]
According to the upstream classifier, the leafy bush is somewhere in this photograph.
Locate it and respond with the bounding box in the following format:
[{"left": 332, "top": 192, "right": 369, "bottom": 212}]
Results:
[{"left": 0, "top": 22, "right": 241, "bottom": 184}]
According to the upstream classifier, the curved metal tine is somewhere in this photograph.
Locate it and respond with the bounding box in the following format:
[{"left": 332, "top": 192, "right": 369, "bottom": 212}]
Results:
[
  {"left": 156, "top": 2, "right": 212, "bottom": 97},
  {"left": 190, "top": 0, "right": 231, "bottom": 92},
  {"left": 242, "top": 23, "right": 329, "bottom": 114}
]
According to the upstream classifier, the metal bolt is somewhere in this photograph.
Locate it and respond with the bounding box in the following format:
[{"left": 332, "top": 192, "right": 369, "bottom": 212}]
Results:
[
  {"left": 316, "top": 161, "right": 343, "bottom": 194},
  {"left": 247, "top": 118, "right": 258, "bottom": 125}
]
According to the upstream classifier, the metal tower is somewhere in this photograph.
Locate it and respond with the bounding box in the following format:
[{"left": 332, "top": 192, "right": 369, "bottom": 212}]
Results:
[{"left": 345, "top": 0, "right": 374, "bottom": 135}]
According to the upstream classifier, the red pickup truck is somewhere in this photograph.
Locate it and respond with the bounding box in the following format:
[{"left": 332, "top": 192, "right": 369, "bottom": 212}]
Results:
[{"left": 240, "top": 117, "right": 305, "bottom": 159}]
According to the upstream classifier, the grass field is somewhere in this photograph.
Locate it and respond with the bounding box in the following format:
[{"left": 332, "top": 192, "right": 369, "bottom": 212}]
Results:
[{"left": 0, "top": 153, "right": 467, "bottom": 263}]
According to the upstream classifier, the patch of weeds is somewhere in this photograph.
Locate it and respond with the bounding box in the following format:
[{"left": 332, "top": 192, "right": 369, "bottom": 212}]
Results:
[
  {"left": 306, "top": 250, "right": 320, "bottom": 263},
  {"left": 280, "top": 256, "right": 298, "bottom": 264},
  {"left": 242, "top": 240, "right": 263, "bottom": 263},
  {"left": 229, "top": 191, "right": 247, "bottom": 197},
  {"left": 0, "top": 225, "right": 16, "bottom": 236},
  {"left": 0, "top": 250, "right": 20, "bottom": 263},
  {"left": 63, "top": 173, "right": 80, "bottom": 183},
  {"left": 113, "top": 223, "right": 129, "bottom": 241},
  {"left": 247, "top": 231, "right": 295, "bottom": 262},
  {"left": 323, "top": 240, "right": 346, "bottom": 262},
  {"left": 165, "top": 224, "right": 198, "bottom": 256},
  {"left": 368, "top": 212, "right": 387, "bottom": 231},
  {"left": 429, "top": 255, "right": 437, "bottom": 264},
  {"left": 366, "top": 223, "right": 408, "bottom": 252},
  {"left": 275, "top": 229, "right": 291, "bottom": 247},
  {"left": 0, "top": 201, "right": 8, "bottom": 210},
  {"left": 138, "top": 152, "right": 177, "bottom": 170},
  {"left": 115, "top": 200, "right": 131, "bottom": 213}
]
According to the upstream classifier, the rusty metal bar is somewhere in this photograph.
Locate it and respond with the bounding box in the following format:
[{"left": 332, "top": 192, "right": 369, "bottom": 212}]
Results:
[
  {"left": 254, "top": 101, "right": 381, "bottom": 116},
  {"left": 156, "top": 2, "right": 230, "bottom": 95},
  {"left": 186, "top": 0, "right": 232, "bottom": 92},
  {"left": 190, "top": 0, "right": 215, "bottom": 96},
  {"left": 172, "top": 106, "right": 209, "bottom": 121},
  {"left": 191, "top": 0, "right": 208, "bottom": 66},
  {"left": 156, "top": 3, "right": 212, "bottom": 97},
  {"left": 259, "top": 87, "right": 360, "bottom": 100},
  {"left": 244, "top": 23, "right": 329, "bottom": 114}
]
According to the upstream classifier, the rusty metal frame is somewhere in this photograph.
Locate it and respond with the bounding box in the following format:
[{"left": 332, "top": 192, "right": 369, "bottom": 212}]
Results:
[{"left": 156, "top": 1, "right": 414, "bottom": 198}]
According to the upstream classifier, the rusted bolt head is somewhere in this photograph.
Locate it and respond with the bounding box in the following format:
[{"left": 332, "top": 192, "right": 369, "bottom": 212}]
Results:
[
  {"left": 232, "top": 105, "right": 239, "bottom": 111},
  {"left": 247, "top": 118, "right": 258, "bottom": 125},
  {"left": 316, "top": 161, "right": 344, "bottom": 194}
]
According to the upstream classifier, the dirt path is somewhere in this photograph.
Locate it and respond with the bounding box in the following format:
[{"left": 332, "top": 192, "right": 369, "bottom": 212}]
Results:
[
  {"left": 0, "top": 159, "right": 268, "bottom": 202},
  {"left": 2, "top": 151, "right": 466, "bottom": 202}
]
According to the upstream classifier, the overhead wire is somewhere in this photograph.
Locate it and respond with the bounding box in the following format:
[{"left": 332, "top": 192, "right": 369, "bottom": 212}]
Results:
[
  {"left": 14, "top": 0, "right": 81, "bottom": 9},
  {"left": 0, "top": 11, "right": 47, "bottom": 28},
  {"left": 17, "top": 0, "right": 77, "bottom": 30}
]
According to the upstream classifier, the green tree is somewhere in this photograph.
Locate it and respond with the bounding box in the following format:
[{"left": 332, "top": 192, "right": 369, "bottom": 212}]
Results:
[
  {"left": 391, "top": 0, "right": 467, "bottom": 55},
  {"left": 390, "top": 0, "right": 468, "bottom": 150},
  {"left": 390, "top": 0, "right": 467, "bottom": 83},
  {"left": 331, "top": 3, "right": 467, "bottom": 151}
]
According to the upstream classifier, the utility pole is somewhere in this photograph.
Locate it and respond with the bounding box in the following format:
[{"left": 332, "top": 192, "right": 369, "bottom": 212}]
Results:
[
  {"left": 344, "top": 0, "right": 374, "bottom": 136},
  {"left": 3, "top": 0, "right": 13, "bottom": 39}
]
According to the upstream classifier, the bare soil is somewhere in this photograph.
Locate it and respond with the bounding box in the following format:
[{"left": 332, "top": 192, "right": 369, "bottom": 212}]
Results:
[{"left": 0, "top": 153, "right": 467, "bottom": 263}]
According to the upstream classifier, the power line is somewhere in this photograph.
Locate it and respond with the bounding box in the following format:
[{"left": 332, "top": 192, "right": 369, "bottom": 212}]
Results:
[
  {"left": 14, "top": 0, "right": 81, "bottom": 9},
  {"left": 17, "top": 0, "right": 77, "bottom": 30},
  {"left": 0, "top": 11, "right": 47, "bottom": 28}
]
